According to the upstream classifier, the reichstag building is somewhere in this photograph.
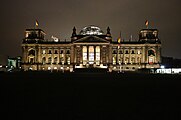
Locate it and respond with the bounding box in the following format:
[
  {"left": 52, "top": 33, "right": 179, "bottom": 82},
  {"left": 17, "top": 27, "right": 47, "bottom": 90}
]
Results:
[{"left": 21, "top": 25, "right": 161, "bottom": 72}]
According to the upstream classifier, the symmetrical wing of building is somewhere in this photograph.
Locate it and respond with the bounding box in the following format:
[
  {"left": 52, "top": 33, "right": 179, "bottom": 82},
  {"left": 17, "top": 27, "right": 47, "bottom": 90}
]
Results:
[{"left": 21, "top": 25, "right": 161, "bottom": 72}]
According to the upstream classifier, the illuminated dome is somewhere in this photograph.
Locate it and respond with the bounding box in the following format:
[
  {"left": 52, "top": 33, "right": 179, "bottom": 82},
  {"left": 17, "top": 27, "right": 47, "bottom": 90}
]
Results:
[{"left": 79, "top": 26, "right": 104, "bottom": 35}]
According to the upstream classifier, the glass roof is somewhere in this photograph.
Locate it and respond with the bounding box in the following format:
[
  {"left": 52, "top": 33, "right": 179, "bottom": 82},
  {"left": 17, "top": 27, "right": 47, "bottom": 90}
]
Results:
[{"left": 79, "top": 26, "right": 104, "bottom": 35}]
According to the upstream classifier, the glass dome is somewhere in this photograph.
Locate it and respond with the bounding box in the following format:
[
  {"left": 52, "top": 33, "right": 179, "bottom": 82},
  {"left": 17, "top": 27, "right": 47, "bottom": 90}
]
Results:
[{"left": 79, "top": 26, "right": 104, "bottom": 35}]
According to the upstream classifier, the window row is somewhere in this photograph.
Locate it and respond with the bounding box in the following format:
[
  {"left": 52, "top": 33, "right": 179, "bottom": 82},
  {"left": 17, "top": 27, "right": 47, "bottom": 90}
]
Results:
[
  {"left": 42, "top": 56, "right": 70, "bottom": 64},
  {"left": 42, "top": 49, "right": 70, "bottom": 54},
  {"left": 113, "top": 50, "right": 142, "bottom": 54}
]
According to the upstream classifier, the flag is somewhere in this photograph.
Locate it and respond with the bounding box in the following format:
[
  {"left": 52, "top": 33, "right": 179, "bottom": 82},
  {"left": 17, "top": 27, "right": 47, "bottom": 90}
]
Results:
[
  {"left": 118, "top": 37, "right": 121, "bottom": 43},
  {"left": 117, "top": 37, "right": 121, "bottom": 49},
  {"left": 118, "top": 31, "right": 121, "bottom": 43},
  {"left": 145, "top": 20, "right": 149, "bottom": 27},
  {"left": 35, "top": 20, "right": 39, "bottom": 27}
]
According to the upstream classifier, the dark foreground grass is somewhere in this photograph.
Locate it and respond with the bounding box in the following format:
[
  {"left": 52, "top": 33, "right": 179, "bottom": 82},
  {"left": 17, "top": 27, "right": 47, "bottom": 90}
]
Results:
[{"left": 1, "top": 71, "right": 181, "bottom": 120}]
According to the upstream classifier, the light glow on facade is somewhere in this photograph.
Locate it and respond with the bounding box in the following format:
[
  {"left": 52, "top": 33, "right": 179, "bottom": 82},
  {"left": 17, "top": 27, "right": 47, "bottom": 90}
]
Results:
[{"left": 22, "top": 26, "right": 161, "bottom": 72}]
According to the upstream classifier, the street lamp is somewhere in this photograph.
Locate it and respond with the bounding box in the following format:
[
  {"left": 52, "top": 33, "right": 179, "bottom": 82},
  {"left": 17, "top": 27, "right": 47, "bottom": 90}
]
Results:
[{"left": 161, "top": 65, "right": 165, "bottom": 69}]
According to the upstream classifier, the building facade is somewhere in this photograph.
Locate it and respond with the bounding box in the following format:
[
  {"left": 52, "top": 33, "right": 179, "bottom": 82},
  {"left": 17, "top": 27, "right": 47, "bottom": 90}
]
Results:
[{"left": 21, "top": 25, "right": 161, "bottom": 72}]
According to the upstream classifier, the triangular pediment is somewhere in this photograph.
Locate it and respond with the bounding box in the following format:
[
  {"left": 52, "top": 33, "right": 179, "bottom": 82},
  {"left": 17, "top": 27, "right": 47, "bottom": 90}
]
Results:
[{"left": 72, "top": 36, "right": 110, "bottom": 43}]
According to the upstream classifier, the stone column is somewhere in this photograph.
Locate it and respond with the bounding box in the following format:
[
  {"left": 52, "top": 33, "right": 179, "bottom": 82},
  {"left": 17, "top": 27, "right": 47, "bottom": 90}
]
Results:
[
  {"left": 122, "top": 47, "right": 125, "bottom": 64},
  {"left": 51, "top": 47, "right": 53, "bottom": 64},
  {"left": 38, "top": 46, "right": 41, "bottom": 63},
  {"left": 94, "top": 46, "right": 96, "bottom": 64},
  {"left": 58, "top": 47, "right": 60, "bottom": 64},
  {"left": 142, "top": 46, "right": 146, "bottom": 63},
  {"left": 80, "top": 46, "right": 83, "bottom": 64},
  {"left": 129, "top": 47, "right": 131, "bottom": 63},
  {"left": 109, "top": 45, "right": 112, "bottom": 64},
  {"left": 100, "top": 46, "right": 102, "bottom": 64},
  {"left": 116, "top": 46, "right": 119, "bottom": 64},
  {"left": 87, "top": 46, "right": 89, "bottom": 64},
  {"left": 46, "top": 48, "right": 48, "bottom": 63},
  {"left": 70, "top": 45, "right": 74, "bottom": 64}
]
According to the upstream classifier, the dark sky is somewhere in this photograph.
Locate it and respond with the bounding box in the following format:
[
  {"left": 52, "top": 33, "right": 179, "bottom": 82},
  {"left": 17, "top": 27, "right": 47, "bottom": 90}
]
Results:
[{"left": 0, "top": 0, "right": 181, "bottom": 58}]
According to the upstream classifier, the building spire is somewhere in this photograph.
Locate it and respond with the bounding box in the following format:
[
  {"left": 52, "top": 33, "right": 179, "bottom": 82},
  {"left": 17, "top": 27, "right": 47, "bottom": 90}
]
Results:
[
  {"left": 106, "top": 26, "right": 111, "bottom": 36},
  {"left": 72, "top": 26, "right": 77, "bottom": 37}
]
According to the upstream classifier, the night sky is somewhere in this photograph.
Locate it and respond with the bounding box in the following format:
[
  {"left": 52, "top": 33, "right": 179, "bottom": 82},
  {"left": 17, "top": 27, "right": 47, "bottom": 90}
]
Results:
[{"left": 0, "top": 0, "right": 181, "bottom": 58}]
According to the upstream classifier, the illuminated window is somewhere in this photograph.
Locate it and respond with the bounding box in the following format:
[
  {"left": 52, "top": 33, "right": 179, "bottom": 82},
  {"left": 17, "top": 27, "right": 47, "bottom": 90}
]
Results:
[
  {"left": 83, "top": 46, "right": 87, "bottom": 65},
  {"left": 149, "top": 57, "right": 154, "bottom": 64},
  {"left": 148, "top": 50, "right": 155, "bottom": 64},
  {"left": 113, "top": 55, "right": 116, "bottom": 65},
  {"left": 67, "top": 56, "right": 70, "bottom": 65},
  {"left": 89, "top": 46, "right": 94, "bottom": 64},
  {"left": 42, "top": 50, "right": 46, "bottom": 54},
  {"left": 137, "top": 50, "right": 141, "bottom": 54}
]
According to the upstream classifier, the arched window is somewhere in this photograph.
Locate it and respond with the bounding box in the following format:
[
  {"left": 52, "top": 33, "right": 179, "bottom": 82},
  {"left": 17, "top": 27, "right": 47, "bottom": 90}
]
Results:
[
  {"left": 148, "top": 50, "right": 155, "bottom": 56},
  {"left": 148, "top": 49, "right": 155, "bottom": 64},
  {"left": 113, "top": 50, "right": 117, "bottom": 54},
  {"left": 48, "top": 50, "right": 52, "bottom": 54},
  {"left": 60, "top": 50, "right": 64, "bottom": 54},
  {"left": 54, "top": 50, "right": 58, "bottom": 54},
  {"left": 125, "top": 50, "right": 129, "bottom": 54},
  {"left": 66, "top": 50, "right": 70, "bottom": 54},
  {"left": 137, "top": 50, "right": 141, "bottom": 54},
  {"left": 28, "top": 49, "right": 35, "bottom": 56}
]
